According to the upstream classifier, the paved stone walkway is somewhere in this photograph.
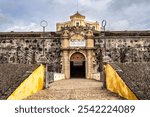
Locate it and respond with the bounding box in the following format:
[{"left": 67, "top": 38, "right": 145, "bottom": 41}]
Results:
[{"left": 26, "top": 79, "right": 123, "bottom": 100}]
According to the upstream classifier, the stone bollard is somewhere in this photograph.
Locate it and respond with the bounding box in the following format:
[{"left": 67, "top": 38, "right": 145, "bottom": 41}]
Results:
[
  {"left": 100, "top": 71, "right": 106, "bottom": 89},
  {"left": 45, "top": 64, "right": 49, "bottom": 89}
]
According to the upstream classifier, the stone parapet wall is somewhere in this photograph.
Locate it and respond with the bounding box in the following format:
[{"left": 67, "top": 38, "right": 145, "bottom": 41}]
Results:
[
  {"left": 0, "top": 32, "right": 62, "bottom": 73},
  {"left": 94, "top": 31, "right": 150, "bottom": 65},
  {"left": 0, "top": 31, "right": 150, "bottom": 74}
]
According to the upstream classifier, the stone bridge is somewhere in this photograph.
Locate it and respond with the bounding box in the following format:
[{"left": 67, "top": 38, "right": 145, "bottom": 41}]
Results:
[{"left": 26, "top": 79, "right": 123, "bottom": 100}]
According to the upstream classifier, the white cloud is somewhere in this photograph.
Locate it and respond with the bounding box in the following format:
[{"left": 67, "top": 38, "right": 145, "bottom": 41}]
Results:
[
  {"left": 5, "top": 22, "right": 41, "bottom": 32},
  {"left": 79, "top": 0, "right": 112, "bottom": 10},
  {"left": 109, "top": 20, "right": 129, "bottom": 30},
  {"left": 0, "top": 0, "right": 150, "bottom": 31}
]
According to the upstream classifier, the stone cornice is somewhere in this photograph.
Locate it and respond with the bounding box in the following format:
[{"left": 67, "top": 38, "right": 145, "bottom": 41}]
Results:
[{"left": 61, "top": 47, "right": 95, "bottom": 50}]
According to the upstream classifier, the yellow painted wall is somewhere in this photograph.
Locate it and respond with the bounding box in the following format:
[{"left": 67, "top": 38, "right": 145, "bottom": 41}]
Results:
[
  {"left": 7, "top": 64, "right": 45, "bottom": 100},
  {"left": 106, "top": 64, "right": 138, "bottom": 100}
]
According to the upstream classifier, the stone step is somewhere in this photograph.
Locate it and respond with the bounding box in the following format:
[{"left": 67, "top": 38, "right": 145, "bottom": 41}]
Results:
[{"left": 26, "top": 79, "right": 124, "bottom": 100}]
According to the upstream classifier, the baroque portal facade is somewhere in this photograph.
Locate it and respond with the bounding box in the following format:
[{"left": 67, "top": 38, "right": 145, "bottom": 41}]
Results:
[
  {"left": 58, "top": 12, "right": 100, "bottom": 79},
  {"left": 0, "top": 12, "right": 150, "bottom": 79},
  {"left": 61, "top": 27, "right": 95, "bottom": 79}
]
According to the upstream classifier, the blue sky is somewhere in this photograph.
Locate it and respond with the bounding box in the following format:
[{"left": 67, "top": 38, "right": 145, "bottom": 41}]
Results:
[{"left": 0, "top": 0, "right": 150, "bottom": 32}]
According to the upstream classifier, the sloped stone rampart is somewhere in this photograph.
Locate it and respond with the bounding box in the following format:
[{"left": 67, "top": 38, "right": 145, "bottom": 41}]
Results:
[
  {"left": 0, "top": 64, "right": 39, "bottom": 99},
  {"left": 110, "top": 63, "right": 150, "bottom": 100}
]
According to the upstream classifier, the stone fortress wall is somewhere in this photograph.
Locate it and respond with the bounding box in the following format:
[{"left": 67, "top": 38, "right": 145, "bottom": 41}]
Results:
[
  {"left": 94, "top": 31, "right": 150, "bottom": 64},
  {"left": 0, "top": 30, "right": 149, "bottom": 67},
  {"left": 0, "top": 32, "right": 62, "bottom": 73}
]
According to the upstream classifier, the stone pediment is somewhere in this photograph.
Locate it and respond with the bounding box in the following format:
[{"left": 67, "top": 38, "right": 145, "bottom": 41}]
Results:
[{"left": 70, "top": 34, "right": 84, "bottom": 40}]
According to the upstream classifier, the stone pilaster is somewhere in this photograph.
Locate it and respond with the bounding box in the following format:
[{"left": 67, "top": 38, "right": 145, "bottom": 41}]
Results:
[
  {"left": 87, "top": 50, "right": 93, "bottom": 79},
  {"left": 86, "top": 29, "right": 94, "bottom": 79},
  {"left": 63, "top": 50, "right": 70, "bottom": 79},
  {"left": 62, "top": 29, "right": 69, "bottom": 48},
  {"left": 86, "top": 30, "right": 94, "bottom": 48},
  {"left": 61, "top": 29, "right": 70, "bottom": 79}
]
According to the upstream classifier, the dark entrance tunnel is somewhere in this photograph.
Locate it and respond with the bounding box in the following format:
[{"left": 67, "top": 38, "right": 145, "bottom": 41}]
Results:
[
  {"left": 70, "top": 52, "right": 86, "bottom": 78},
  {"left": 70, "top": 61, "right": 85, "bottom": 78}
]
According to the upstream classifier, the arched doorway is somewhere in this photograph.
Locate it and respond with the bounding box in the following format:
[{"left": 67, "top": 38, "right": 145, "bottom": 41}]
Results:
[{"left": 70, "top": 52, "right": 86, "bottom": 78}]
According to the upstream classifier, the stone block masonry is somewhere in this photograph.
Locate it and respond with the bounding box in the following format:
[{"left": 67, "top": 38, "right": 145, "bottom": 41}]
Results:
[
  {"left": 0, "top": 30, "right": 150, "bottom": 74},
  {"left": 0, "top": 32, "right": 62, "bottom": 73}
]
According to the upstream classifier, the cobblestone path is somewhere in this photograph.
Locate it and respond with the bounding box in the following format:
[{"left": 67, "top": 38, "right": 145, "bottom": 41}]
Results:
[{"left": 26, "top": 79, "right": 123, "bottom": 100}]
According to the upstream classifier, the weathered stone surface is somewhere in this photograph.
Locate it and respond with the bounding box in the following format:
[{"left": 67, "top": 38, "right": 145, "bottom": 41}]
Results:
[
  {"left": 110, "top": 63, "right": 150, "bottom": 100},
  {"left": 95, "top": 31, "right": 150, "bottom": 66},
  {"left": 26, "top": 79, "right": 124, "bottom": 100},
  {"left": 0, "top": 32, "right": 62, "bottom": 72},
  {"left": 0, "top": 31, "right": 150, "bottom": 69},
  {"left": 0, "top": 64, "right": 39, "bottom": 99}
]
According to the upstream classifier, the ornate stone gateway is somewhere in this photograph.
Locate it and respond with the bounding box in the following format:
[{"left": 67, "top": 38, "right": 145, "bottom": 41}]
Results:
[
  {"left": 58, "top": 12, "right": 99, "bottom": 79},
  {"left": 70, "top": 52, "right": 85, "bottom": 78},
  {"left": 61, "top": 27, "right": 96, "bottom": 79},
  {"left": 61, "top": 27, "right": 95, "bottom": 79}
]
